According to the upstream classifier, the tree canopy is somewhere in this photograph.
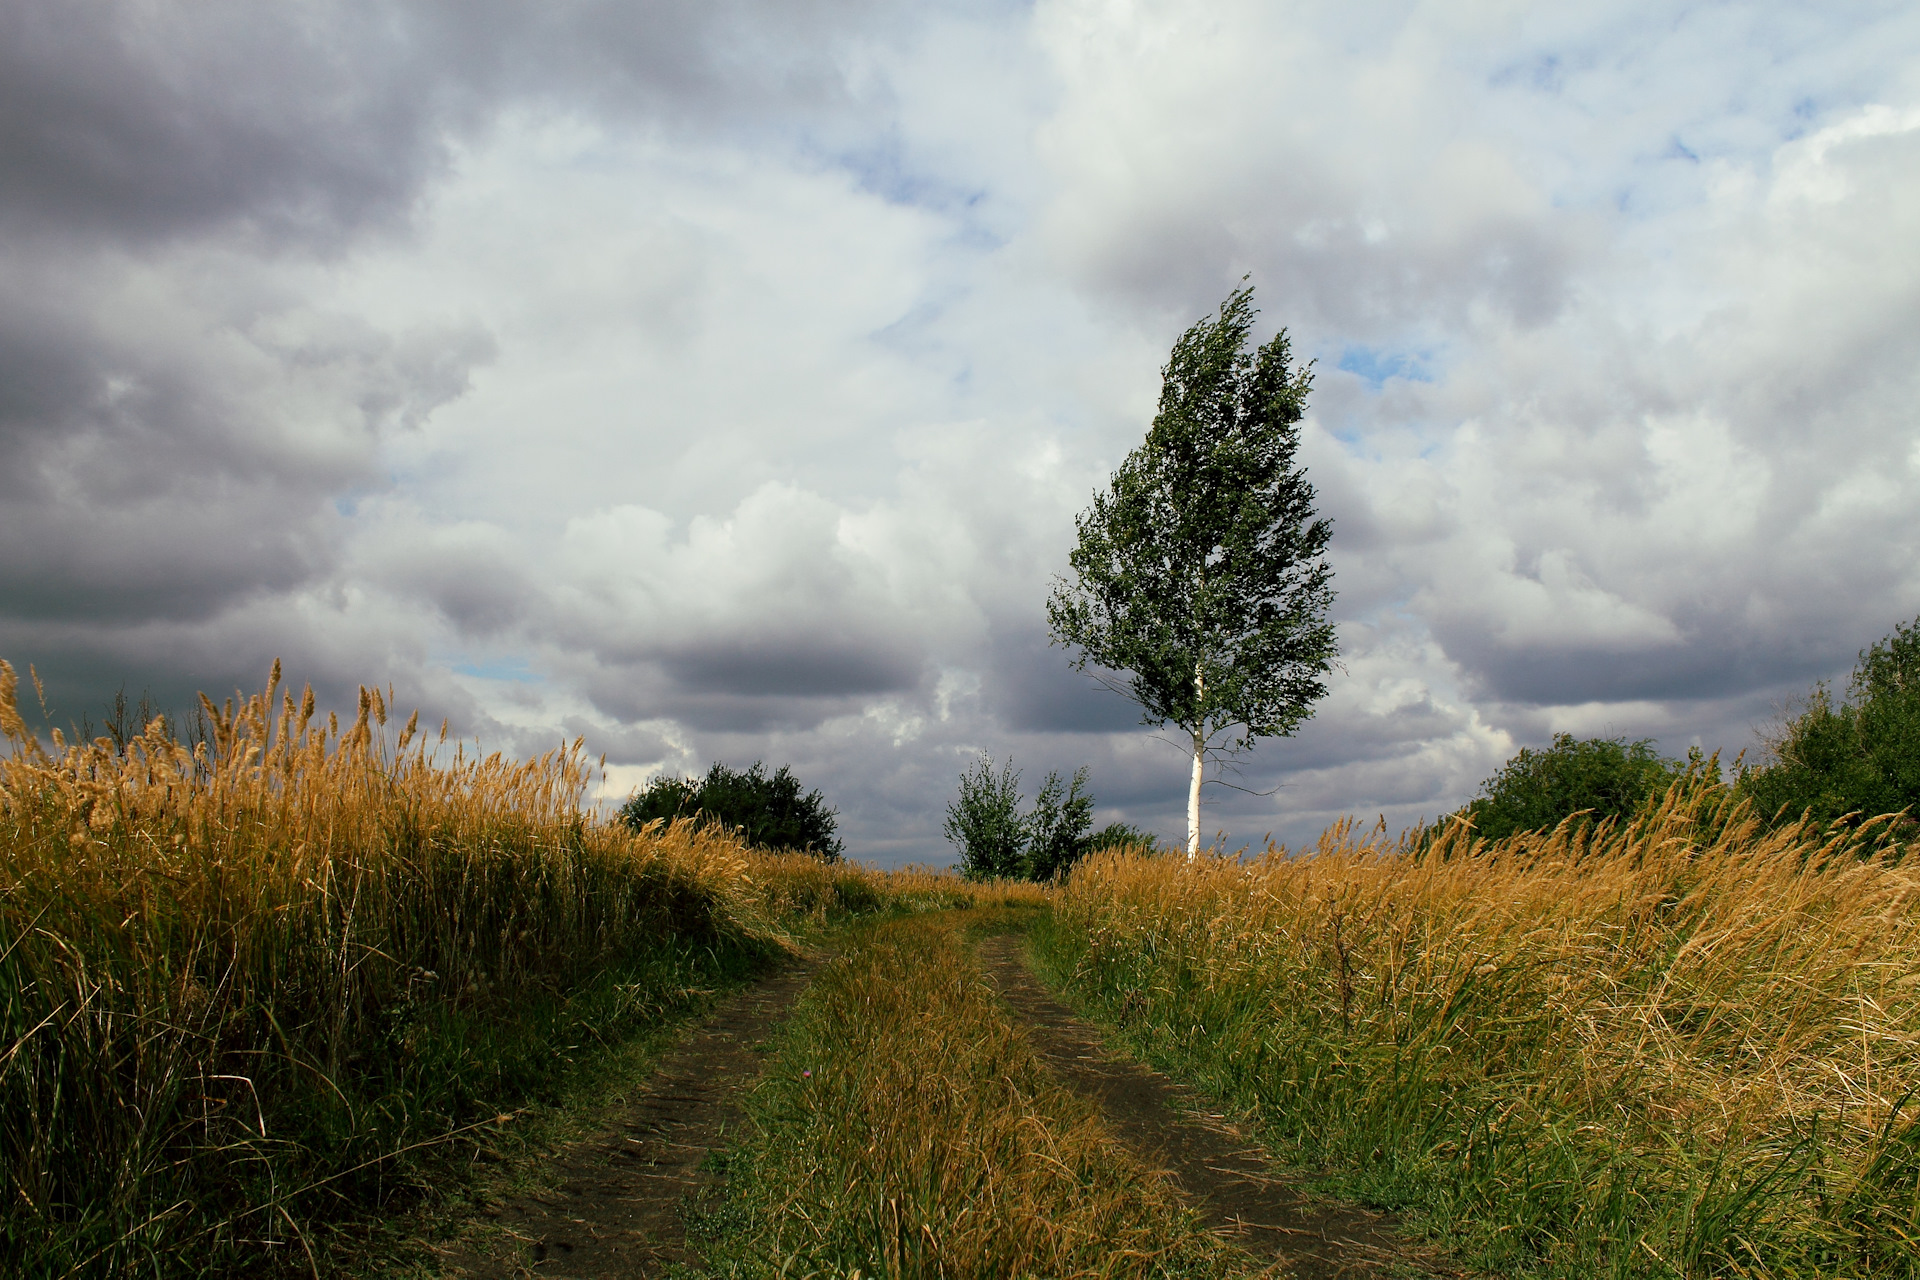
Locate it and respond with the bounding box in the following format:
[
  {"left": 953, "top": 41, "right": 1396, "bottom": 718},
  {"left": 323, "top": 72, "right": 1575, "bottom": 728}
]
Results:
[
  {"left": 1442, "top": 733, "right": 1683, "bottom": 842},
  {"left": 620, "top": 760, "right": 843, "bottom": 860},
  {"left": 1047, "top": 282, "right": 1337, "bottom": 855},
  {"left": 1738, "top": 616, "right": 1920, "bottom": 831}
]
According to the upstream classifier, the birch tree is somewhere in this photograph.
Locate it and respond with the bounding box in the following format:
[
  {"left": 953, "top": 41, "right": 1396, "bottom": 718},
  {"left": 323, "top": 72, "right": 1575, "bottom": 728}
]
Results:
[{"left": 1047, "top": 284, "right": 1337, "bottom": 857}]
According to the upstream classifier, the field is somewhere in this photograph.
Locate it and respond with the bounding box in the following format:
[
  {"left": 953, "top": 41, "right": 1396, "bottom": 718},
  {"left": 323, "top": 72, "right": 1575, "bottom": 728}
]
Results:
[
  {"left": 0, "top": 663, "right": 956, "bottom": 1276},
  {"left": 7, "top": 661, "right": 1920, "bottom": 1278},
  {"left": 1039, "top": 795, "right": 1920, "bottom": 1277}
]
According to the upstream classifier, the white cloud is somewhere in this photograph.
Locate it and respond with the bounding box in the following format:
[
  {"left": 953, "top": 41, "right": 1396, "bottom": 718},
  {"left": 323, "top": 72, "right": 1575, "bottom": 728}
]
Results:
[{"left": 5, "top": 0, "right": 1919, "bottom": 862}]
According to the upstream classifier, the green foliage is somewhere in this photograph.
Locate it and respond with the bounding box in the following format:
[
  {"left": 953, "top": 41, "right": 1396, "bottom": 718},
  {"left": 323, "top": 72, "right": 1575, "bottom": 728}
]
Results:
[
  {"left": 944, "top": 756, "right": 1028, "bottom": 880},
  {"left": 1739, "top": 615, "right": 1920, "bottom": 830},
  {"left": 1086, "top": 821, "right": 1159, "bottom": 855},
  {"left": 1025, "top": 767, "right": 1095, "bottom": 881},
  {"left": 1047, "top": 283, "right": 1338, "bottom": 755},
  {"left": 943, "top": 756, "right": 1098, "bottom": 881},
  {"left": 620, "top": 760, "right": 843, "bottom": 860},
  {"left": 1446, "top": 733, "right": 1682, "bottom": 841}
]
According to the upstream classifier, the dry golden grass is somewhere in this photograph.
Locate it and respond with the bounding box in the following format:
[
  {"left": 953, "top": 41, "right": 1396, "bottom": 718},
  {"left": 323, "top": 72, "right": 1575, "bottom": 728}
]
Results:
[
  {"left": 701, "top": 907, "right": 1256, "bottom": 1280},
  {"left": 0, "top": 661, "right": 925, "bottom": 1277},
  {"left": 1039, "top": 789, "right": 1920, "bottom": 1277}
]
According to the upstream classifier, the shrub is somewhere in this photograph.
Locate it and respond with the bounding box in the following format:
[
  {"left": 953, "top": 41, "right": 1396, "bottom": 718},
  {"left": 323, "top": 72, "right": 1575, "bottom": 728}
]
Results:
[
  {"left": 620, "top": 760, "right": 842, "bottom": 860},
  {"left": 1739, "top": 615, "right": 1920, "bottom": 831},
  {"left": 1085, "top": 821, "right": 1158, "bottom": 855},
  {"left": 944, "top": 755, "right": 1028, "bottom": 880},
  {"left": 1442, "top": 732, "right": 1681, "bottom": 841},
  {"left": 942, "top": 757, "right": 1098, "bottom": 881},
  {"left": 1024, "top": 767, "right": 1094, "bottom": 881}
]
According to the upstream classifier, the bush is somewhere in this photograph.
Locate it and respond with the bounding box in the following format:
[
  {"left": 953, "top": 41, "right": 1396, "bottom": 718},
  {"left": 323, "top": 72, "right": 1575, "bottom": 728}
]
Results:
[
  {"left": 943, "top": 756, "right": 1028, "bottom": 880},
  {"left": 1085, "top": 821, "right": 1158, "bottom": 855},
  {"left": 1739, "top": 615, "right": 1920, "bottom": 831},
  {"left": 1442, "top": 733, "right": 1681, "bottom": 841},
  {"left": 620, "top": 760, "right": 843, "bottom": 860},
  {"left": 943, "top": 756, "right": 1097, "bottom": 881},
  {"left": 1024, "top": 767, "right": 1094, "bottom": 881}
]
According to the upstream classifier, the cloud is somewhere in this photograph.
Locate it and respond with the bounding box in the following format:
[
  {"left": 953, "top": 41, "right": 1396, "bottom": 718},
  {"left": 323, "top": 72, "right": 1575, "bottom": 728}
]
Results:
[
  {"left": 3, "top": 0, "right": 1917, "bottom": 865},
  {"left": 0, "top": 0, "right": 895, "bottom": 249}
]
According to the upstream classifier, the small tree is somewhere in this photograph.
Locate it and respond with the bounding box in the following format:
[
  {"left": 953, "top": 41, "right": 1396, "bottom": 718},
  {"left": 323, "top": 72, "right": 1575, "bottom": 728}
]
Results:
[
  {"left": 1025, "top": 766, "right": 1094, "bottom": 881},
  {"left": 1739, "top": 616, "right": 1920, "bottom": 831},
  {"left": 1443, "top": 734, "right": 1681, "bottom": 842},
  {"left": 1048, "top": 283, "right": 1338, "bottom": 857},
  {"left": 942, "top": 757, "right": 1099, "bottom": 881},
  {"left": 943, "top": 755, "right": 1027, "bottom": 880},
  {"left": 621, "top": 760, "right": 843, "bottom": 860}
]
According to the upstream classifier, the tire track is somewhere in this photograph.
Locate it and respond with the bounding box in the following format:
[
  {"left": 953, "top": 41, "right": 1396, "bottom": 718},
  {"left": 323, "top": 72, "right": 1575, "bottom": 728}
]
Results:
[
  {"left": 440, "top": 949, "right": 823, "bottom": 1278},
  {"left": 978, "top": 933, "right": 1455, "bottom": 1280}
]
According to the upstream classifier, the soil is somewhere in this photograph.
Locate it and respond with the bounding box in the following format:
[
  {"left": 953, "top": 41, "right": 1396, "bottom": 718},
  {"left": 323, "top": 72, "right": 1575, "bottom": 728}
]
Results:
[
  {"left": 437, "top": 949, "right": 823, "bottom": 1279},
  {"left": 978, "top": 933, "right": 1458, "bottom": 1280}
]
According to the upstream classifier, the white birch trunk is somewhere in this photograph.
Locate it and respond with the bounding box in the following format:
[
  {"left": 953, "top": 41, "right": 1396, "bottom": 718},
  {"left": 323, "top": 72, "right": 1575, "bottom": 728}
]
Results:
[
  {"left": 1186, "top": 730, "right": 1203, "bottom": 859},
  {"left": 1187, "top": 665, "right": 1204, "bottom": 859}
]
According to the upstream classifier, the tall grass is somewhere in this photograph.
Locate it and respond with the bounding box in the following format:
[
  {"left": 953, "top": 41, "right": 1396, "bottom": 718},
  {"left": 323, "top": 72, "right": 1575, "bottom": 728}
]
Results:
[
  {"left": 1038, "top": 788, "right": 1920, "bottom": 1278},
  {"left": 0, "top": 661, "right": 870, "bottom": 1277},
  {"left": 698, "top": 906, "right": 1256, "bottom": 1279}
]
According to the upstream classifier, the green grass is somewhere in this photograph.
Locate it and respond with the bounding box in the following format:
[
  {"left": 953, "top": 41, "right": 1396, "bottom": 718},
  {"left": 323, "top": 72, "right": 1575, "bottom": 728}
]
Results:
[
  {"left": 0, "top": 663, "right": 930, "bottom": 1278},
  {"left": 1032, "top": 792, "right": 1920, "bottom": 1279},
  {"left": 683, "top": 906, "right": 1254, "bottom": 1280}
]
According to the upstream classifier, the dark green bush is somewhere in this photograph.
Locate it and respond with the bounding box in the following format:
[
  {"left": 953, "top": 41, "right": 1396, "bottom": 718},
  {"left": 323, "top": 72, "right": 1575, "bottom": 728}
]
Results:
[
  {"left": 943, "top": 756, "right": 1096, "bottom": 881},
  {"left": 1084, "top": 821, "right": 1158, "bottom": 854},
  {"left": 943, "top": 756, "right": 1028, "bottom": 880},
  {"left": 1442, "top": 733, "right": 1682, "bottom": 841},
  {"left": 1024, "top": 767, "right": 1094, "bottom": 881},
  {"left": 1739, "top": 616, "right": 1920, "bottom": 831},
  {"left": 620, "top": 761, "right": 843, "bottom": 860}
]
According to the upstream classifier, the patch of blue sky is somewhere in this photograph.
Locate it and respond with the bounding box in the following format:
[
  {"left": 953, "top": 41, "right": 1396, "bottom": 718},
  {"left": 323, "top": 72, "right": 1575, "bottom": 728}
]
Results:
[
  {"left": 1336, "top": 345, "right": 1435, "bottom": 392},
  {"left": 1487, "top": 51, "right": 1569, "bottom": 95},
  {"left": 824, "top": 134, "right": 992, "bottom": 218},
  {"left": 1666, "top": 135, "right": 1700, "bottom": 163},
  {"left": 452, "top": 657, "right": 542, "bottom": 684}
]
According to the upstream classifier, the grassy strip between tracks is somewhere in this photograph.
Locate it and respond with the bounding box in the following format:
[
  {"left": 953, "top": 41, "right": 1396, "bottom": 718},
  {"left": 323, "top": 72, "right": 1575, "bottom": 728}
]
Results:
[{"left": 685, "top": 905, "right": 1271, "bottom": 1280}]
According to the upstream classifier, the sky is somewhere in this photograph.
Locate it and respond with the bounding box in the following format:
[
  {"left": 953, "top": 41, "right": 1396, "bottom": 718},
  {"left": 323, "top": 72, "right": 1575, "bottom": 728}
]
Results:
[{"left": 3, "top": 1, "right": 1918, "bottom": 866}]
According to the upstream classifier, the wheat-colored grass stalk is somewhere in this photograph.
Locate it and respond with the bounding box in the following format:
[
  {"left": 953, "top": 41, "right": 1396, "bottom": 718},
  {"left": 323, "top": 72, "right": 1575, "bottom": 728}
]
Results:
[
  {"left": 0, "top": 660, "right": 927, "bottom": 1277},
  {"left": 713, "top": 908, "right": 1253, "bottom": 1279},
  {"left": 1042, "top": 788, "right": 1920, "bottom": 1275}
]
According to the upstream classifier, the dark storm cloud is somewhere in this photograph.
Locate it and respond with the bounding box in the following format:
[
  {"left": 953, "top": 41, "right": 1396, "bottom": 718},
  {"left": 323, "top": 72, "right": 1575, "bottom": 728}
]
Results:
[
  {"left": 0, "top": 4, "right": 460, "bottom": 247},
  {"left": 0, "top": 0, "right": 888, "bottom": 248},
  {"left": 560, "top": 716, "right": 674, "bottom": 769},
  {"left": 984, "top": 626, "right": 1146, "bottom": 734},
  {"left": 1442, "top": 634, "right": 1857, "bottom": 710},
  {"left": 0, "top": 602, "right": 430, "bottom": 743},
  {"left": 0, "top": 0, "right": 893, "bottom": 720},
  {"left": 0, "top": 253, "right": 494, "bottom": 625},
  {"left": 660, "top": 640, "right": 921, "bottom": 699},
  {"left": 572, "top": 656, "right": 895, "bottom": 736}
]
